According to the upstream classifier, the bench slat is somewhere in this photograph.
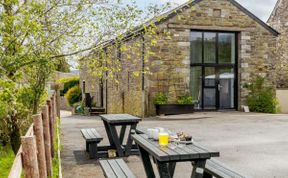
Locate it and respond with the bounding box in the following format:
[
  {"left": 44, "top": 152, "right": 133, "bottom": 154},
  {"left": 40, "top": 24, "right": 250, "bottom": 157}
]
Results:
[
  {"left": 81, "top": 129, "right": 91, "bottom": 140},
  {"left": 108, "top": 159, "right": 127, "bottom": 178},
  {"left": 100, "top": 159, "right": 136, "bottom": 178},
  {"left": 86, "top": 129, "right": 97, "bottom": 139},
  {"left": 205, "top": 159, "right": 246, "bottom": 178},
  {"left": 91, "top": 128, "right": 102, "bottom": 138},
  {"left": 81, "top": 128, "right": 103, "bottom": 142},
  {"left": 99, "top": 160, "right": 117, "bottom": 178},
  {"left": 115, "top": 159, "right": 136, "bottom": 178}
]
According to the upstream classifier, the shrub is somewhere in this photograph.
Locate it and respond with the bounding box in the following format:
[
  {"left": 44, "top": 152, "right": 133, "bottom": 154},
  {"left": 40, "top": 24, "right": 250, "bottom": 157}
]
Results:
[
  {"left": 57, "top": 76, "right": 80, "bottom": 96},
  {"left": 246, "top": 76, "right": 279, "bottom": 113},
  {"left": 177, "top": 95, "right": 193, "bottom": 104},
  {"left": 64, "top": 85, "right": 82, "bottom": 107},
  {"left": 154, "top": 93, "right": 168, "bottom": 105}
]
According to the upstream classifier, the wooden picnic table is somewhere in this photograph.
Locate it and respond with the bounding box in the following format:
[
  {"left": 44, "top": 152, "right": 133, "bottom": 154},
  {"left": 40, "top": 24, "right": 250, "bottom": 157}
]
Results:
[
  {"left": 132, "top": 134, "right": 220, "bottom": 178},
  {"left": 100, "top": 114, "right": 141, "bottom": 157}
]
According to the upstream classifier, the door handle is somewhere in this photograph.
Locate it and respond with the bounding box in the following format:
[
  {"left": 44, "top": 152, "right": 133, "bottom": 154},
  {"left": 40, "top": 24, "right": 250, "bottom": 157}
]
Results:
[{"left": 218, "top": 84, "right": 223, "bottom": 91}]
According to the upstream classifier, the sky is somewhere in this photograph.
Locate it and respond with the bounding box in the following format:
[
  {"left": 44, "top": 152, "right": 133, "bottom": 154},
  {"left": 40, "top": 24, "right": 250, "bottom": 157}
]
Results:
[{"left": 138, "top": 0, "right": 278, "bottom": 22}]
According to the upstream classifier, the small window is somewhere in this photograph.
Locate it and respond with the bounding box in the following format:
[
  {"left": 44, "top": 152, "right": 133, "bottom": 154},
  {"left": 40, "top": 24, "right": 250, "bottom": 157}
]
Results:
[{"left": 213, "top": 9, "right": 221, "bottom": 17}]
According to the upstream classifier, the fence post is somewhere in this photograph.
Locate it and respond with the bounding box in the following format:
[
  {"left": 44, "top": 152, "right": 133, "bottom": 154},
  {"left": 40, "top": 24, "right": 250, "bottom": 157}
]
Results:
[
  {"left": 21, "top": 136, "right": 39, "bottom": 178},
  {"left": 47, "top": 99, "right": 55, "bottom": 158},
  {"left": 42, "top": 106, "right": 53, "bottom": 177},
  {"left": 52, "top": 94, "right": 57, "bottom": 123},
  {"left": 55, "top": 87, "right": 61, "bottom": 117},
  {"left": 33, "top": 114, "right": 47, "bottom": 178}
]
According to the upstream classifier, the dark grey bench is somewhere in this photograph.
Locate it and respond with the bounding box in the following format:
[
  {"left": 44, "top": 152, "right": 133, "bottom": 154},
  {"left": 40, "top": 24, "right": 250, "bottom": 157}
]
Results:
[
  {"left": 204, "top": 159, "right": 246, "bottom": 178},
  {"left": 80, "top": 128, "right": 103, "bottom": 159},
  {"left": 99, "top": 159, "right": 136, "bottom": 178}
]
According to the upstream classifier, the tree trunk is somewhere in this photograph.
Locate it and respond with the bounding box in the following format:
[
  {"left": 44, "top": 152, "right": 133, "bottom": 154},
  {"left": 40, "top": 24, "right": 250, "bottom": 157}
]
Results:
[{"left": 9, "top": 116, "right": 21, "bottom": 154}]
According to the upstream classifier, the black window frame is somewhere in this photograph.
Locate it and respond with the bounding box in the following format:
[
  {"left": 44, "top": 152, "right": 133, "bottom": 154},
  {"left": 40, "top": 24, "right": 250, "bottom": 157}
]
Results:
[{"left": 190, "top": 30, "right": 239, "bottom": 110}]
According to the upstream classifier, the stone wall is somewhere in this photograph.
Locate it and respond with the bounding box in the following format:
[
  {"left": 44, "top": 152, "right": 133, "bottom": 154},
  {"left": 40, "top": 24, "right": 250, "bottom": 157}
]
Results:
[
  {"left": 268, "top": 0, "right": 288, "bottom": 88},
  {"left": 79, "top": 66, "right": 101, "bottom": 106},
  {"left": 105, "top": 37, "right": 143, "bottom": 117}
]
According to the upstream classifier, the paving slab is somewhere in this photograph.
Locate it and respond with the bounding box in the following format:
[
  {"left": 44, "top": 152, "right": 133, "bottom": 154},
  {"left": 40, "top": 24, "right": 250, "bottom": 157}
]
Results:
[{"left": 60, "top": 111, "right": 288, "bottom": 178}]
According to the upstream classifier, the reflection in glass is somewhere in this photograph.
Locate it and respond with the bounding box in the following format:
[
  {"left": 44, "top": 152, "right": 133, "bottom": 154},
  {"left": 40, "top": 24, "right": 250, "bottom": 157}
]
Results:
[
  {"left": 204, "top": 32, "right": 216, "bottom": 63},
  {"left": 203, "top": 88, "right": 216, "bottom": 109},
  {"left": 218, "top": 33, "right": 235, "bottom": 64},
  {"left": 190, "top": 32, "right": 202, "bottom": 64},
  {"left": 190, "top": 67, "right": 202, "bottom": 109},
  {"left": 219, "top": 68, "right": 234, "bottom": 109},
  {"left": 204, "top": 67, "right": 215, "bottom": 87}
]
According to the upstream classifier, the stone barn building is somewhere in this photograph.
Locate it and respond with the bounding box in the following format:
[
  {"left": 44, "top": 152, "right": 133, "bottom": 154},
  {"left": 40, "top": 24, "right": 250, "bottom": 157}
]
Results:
[{"left": 80, "top": 0, "right": 278, "bottom": 117}]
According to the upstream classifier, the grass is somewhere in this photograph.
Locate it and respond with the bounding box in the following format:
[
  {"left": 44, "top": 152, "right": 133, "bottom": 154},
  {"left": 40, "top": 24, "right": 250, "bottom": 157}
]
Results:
[
  {"left": 0, "top": 144, "right": 15, "bottom": 178},
  {"left": 0, "top": 118, "right": 62, "bottom": 178},
  {"left": 52, "top": 117, "right": 62, "bottom": 178}
]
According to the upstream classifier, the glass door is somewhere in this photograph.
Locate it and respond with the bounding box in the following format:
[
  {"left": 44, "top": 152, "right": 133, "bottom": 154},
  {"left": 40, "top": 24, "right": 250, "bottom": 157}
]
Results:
[
  {"left": 217, "top": 67, "right": 235, "bottom": 109},
  {"left": 203, "top": 67, "right": 217, "bottom": 109}
]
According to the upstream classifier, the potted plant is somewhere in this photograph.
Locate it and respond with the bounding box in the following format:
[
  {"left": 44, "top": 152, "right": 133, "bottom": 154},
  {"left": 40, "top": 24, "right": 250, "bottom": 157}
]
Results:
[{"left": 154, "top": 93, "right": 195, "bottom": 115}]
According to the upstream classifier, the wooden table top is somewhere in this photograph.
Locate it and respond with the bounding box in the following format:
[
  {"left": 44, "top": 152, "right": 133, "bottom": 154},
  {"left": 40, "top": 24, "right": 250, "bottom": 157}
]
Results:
[
  {"left": 100, "top": 114, "right": 141, "bottom": 124},
  {"left": 132, "top": 134, "right": 220, "bottom": 162}
]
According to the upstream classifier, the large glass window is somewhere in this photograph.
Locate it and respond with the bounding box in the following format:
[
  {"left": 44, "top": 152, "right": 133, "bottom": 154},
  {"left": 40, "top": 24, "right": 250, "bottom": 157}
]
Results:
[
  {"left": 218, "top": 33, "right": 235, "bottom": 64},
  {"left": 204, "top": 32, "right": 216, "bottom": 63},
  {"left": 190, "top": 31, "right": 236, "bottom": 64},
  {"left": 190, "top": 32, "right": 202, "bottom": 64}
]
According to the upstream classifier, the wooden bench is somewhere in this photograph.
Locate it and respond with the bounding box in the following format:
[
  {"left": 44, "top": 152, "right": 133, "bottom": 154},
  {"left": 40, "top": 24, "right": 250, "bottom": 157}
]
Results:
[
  {"left": 204, "top": 159, "right": 246, "bottom": 178},
  {"left": 80, "top": 128, "right": 103, "bottom": 159},
  {"left": 99, "top": 159, "right": 136, "bottom": 178}
]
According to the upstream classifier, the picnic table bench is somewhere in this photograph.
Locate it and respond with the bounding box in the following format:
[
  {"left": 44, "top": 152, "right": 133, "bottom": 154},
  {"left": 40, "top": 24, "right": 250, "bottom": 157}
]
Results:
[
  {"left": 80, "top": 128, "right": 103, "bottom": 158},
  {"left": 81, "top": 114, "right": 141, "bottom": 159},
  {"left": 204, "top": 159, "right": 246, "bottom": 178},
  {"left": 99, "top": 159, "right": 136, "bottom": 178}
]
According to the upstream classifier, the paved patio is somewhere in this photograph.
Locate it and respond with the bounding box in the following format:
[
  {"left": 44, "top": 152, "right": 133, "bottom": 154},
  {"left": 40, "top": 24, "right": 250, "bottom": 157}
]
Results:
[{"left": 60, "top": 111, "right": 288, "bottom": 178}]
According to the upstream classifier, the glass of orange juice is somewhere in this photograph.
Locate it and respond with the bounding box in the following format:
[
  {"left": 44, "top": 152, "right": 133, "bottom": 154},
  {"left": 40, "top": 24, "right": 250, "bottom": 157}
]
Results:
[{"left": 159, "top": 132, "right": 169, "bottom": 146}]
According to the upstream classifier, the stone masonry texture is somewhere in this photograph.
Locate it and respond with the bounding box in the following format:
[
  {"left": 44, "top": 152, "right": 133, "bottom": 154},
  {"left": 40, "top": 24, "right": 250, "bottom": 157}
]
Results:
[{"left": 268, "top": 0, "right": 288, "bottom": 88}]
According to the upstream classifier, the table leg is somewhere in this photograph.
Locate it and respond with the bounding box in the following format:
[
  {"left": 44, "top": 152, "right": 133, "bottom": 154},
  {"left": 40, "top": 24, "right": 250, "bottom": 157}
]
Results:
[
  {"left": 138, "top": 146, "right": 156, "bottom": 178},
  {"left": 119, "top": 125, "right": 126, "bottom": 144},
  {"left": 156, "top": 161, "right": 172, "bottom": 178},
  {"left": 125, "top": 123, "right": 137, "bottom": 156},
  {"left": 103, "top": 121, "right": 115, "bottom": 148},
  {"left": 108, "top": 124, "right": 124, "bottom": 157},
  {"left": 191, "top": 160, "right": 206, "bottom": 178},
  {"left": 169, "top": 162, "right": 176, "bottom": 177}
]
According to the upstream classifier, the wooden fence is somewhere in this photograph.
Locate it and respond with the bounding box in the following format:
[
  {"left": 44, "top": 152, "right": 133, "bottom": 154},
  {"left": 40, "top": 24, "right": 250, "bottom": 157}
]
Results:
[{"left": 8, "top": 93, "right": 60, "bottom": 178}]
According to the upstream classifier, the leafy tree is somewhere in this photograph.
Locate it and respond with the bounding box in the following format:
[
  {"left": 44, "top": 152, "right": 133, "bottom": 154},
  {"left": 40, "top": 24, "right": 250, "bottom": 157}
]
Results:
[{"left": 0, "top": 0, "right": 170, "bottom": 153}]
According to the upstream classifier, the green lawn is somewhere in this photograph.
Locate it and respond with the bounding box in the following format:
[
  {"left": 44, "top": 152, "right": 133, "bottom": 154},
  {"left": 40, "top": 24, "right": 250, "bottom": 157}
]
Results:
[
  {"left": 0, "top": 118, "right": 61, "bottom": 178},
  {"left": 52, "top": 117, "right": 61, "bottom": 178},
  {"left": 0, "top": 145, "right": 15, "bottom": 178}
]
